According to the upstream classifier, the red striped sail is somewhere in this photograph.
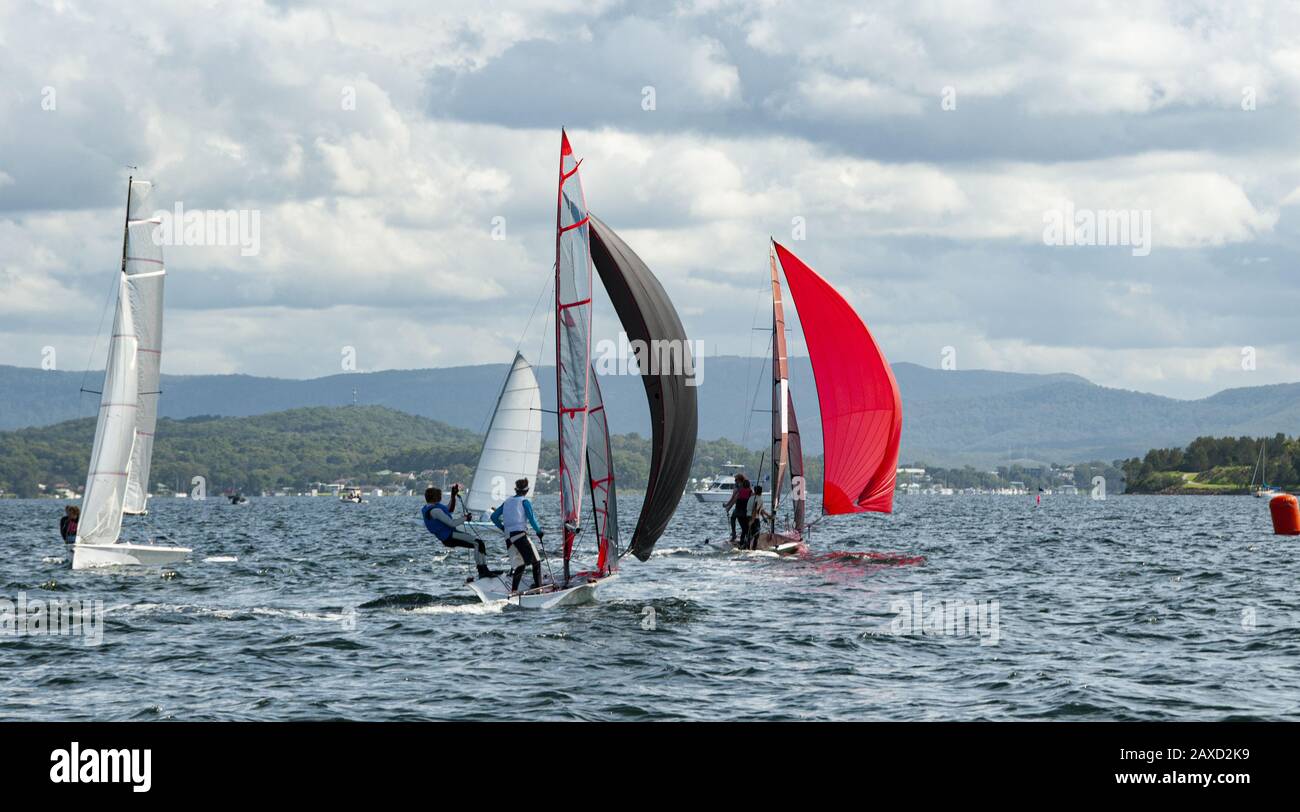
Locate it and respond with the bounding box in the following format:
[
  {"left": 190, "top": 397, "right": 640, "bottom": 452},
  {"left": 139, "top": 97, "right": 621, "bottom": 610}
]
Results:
[
  {"left": 773, "top": 241, "right": 901, "bottom": 515},
  {"left": 556, "top": 130, "right": 593, "bottom": 566},
  {"left": 587, "top": 369, "right": 618, "bottom": 574}
]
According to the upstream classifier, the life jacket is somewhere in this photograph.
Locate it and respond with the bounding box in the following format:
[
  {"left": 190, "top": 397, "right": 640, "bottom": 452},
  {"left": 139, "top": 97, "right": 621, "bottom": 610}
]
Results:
[
  {"left": 421, "top": 502, "right": 453, "bottom": 541},
  {"left": 499, "top": 495, "right": 532, "bottom": 533},
  {"left": 733, "top": 487, "right": 752, "bottom": 512}
]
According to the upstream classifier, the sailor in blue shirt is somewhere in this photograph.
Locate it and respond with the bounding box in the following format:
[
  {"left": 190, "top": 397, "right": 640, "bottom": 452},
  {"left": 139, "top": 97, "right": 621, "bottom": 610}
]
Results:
[
  {"left": 490, "top": 478, "right": 545, "bottom": 593},
  {"left": 421, "top": 485, "right": 497, "bottom": 578}
]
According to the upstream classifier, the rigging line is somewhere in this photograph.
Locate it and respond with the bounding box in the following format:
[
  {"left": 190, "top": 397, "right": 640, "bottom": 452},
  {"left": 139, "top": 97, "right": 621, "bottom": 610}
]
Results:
[
  {"left": 472, "top": 271, "right": 554, "bottom": 439},
  {"left": 738, "top": 276, "right": 768, "bottom": 451},
  {"left": 741, "top": 331, "right": 773, "bottom": 455},
  {"left": 537, "top": 275, "right": 553, "bottom": 394},
  {"left": 78, "top": 266, "right": 123, "bottom": 412},
  {"left": 511, "top": 267, "right": 554, "bottom": 363}
]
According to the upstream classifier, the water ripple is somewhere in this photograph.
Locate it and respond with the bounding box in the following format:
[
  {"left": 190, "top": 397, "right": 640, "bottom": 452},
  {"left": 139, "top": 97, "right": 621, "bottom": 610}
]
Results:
[{"left": 1, "top": 493, "right": 1294, "bottom": 719}]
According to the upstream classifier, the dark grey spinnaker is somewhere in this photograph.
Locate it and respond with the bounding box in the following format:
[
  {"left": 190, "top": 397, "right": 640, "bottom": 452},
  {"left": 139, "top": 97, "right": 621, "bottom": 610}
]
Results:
[{"left": 588, "top": 214, "right": 698, "bottom": 561}]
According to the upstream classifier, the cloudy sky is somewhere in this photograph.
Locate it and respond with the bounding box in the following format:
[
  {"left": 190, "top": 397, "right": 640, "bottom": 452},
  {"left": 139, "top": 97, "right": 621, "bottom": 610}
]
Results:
[{"left": 2, "top": 0, "right": 1298, "bottom": 398}]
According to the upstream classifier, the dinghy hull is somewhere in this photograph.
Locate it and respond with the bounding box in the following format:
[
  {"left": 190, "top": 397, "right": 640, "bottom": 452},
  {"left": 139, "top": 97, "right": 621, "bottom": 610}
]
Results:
[
  {"left": 467, "top": 573, "right": 614, "bottom": 609},
  {"left": 72, "top": 542, "right": 191, "bottom": 570},
  {"left": 746, "top": 532, "right": 806, "bottom": 556}
]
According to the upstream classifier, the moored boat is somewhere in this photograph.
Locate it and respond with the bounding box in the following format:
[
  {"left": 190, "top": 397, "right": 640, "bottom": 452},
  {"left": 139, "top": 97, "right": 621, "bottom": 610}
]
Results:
[{"left": 1251, "top": 440, "right": 1281, "bottom": 498}]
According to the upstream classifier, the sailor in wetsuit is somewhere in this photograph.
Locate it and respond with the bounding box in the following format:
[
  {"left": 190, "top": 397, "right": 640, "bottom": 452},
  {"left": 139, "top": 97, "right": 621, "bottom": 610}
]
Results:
[
  {"left": 59, "top": 505, "right": 79, "bottom": 544},
  {"left": 724, "top": 475, "right": 751, "bottom": 543},
  {"left": 490, "top": 478, "right": 545, "bottom": 594},
  {"left": 421, "top": 485, "right": 497, "bottom": 579}
]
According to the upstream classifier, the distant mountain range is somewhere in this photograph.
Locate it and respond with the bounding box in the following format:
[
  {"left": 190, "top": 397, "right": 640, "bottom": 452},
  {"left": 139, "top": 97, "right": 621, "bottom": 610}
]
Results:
[{"left": 3, "top": 359, "right": 1297, "bottom": 466}]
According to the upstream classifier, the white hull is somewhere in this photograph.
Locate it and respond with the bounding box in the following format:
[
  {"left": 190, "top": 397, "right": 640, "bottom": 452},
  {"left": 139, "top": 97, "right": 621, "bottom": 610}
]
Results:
[
  {"left": 71, "top": 542, "right": 191, "bottom": 570},
  {"left": 693, "top": 490, "right": 733, "bottom": 503},
  {"left": 1255, "top": 489, "right": 1281, "bottom": 499},
  {"left": 467, "top": 572, "right": 615, "bottom": 609}
]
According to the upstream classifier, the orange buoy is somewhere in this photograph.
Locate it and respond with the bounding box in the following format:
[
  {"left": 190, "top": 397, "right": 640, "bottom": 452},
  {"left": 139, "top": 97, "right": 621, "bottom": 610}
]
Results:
[{"left": 1269, "top": 493, "right": 1300, "bottom": 535}]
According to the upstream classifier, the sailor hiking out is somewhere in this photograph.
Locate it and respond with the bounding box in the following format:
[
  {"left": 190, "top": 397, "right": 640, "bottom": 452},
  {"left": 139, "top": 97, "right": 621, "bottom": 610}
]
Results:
[
  {"left": 422, "top": 485, "right": 498, "bottom": 579},
  {"left": 490, "top": 478, "right": 545, "bottom": 594}
]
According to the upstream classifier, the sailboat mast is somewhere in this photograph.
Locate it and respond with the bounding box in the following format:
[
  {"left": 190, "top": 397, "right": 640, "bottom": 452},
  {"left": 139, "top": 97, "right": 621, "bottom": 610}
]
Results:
[
  {"left": 769, "top": 244, "right": 790, "bottom": 529},
  {"left": 554, "top": 140, "right": 565, "bottom": 575},
  {"left": 120, "top": 176, "right": 133, "bottom": 274}
]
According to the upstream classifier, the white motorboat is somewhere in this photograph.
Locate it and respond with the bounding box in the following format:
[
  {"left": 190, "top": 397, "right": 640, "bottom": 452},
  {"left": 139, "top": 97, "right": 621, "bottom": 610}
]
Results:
[{"left": 692, "top": 463, "right": 747, "bottom": 502}]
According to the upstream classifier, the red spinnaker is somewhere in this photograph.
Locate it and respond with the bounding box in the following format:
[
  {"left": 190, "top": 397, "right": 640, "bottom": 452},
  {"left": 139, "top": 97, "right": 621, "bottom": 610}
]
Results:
[{"left": 773, "top": 241, "right": 901, "bottom": 515}]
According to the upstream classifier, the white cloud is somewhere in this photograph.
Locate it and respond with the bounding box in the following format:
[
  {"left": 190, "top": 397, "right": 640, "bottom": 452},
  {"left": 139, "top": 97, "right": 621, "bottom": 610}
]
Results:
[{"left": 1, "top": 0, "right": 1298, "bottom": 402}]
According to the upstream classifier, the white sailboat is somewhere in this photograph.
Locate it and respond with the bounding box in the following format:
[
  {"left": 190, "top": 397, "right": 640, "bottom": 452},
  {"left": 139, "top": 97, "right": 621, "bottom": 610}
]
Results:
[
  {"left": 1251, "top": 440, "right": 1281, "bottom": 499},
  {"left": 71, "top": 178, "right": 190, "bottom": 570}
]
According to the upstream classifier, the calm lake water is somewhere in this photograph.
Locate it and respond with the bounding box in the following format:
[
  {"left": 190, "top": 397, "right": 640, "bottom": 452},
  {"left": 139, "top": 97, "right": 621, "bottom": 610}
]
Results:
[{"left": 1, "top": 493, "right": 1296, "bottom": 720}]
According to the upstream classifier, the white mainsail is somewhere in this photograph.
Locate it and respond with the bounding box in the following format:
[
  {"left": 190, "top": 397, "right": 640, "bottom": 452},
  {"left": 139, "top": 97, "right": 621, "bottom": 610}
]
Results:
[
  {"left": 123, "top": 180, "right": 165, "bottom": 514},
  {"left": 73, "top": 178, "right": 188, "bottom": 569},
  {"left": 466, "top": 353, "right": 542, "bottom": 514},
  {"left": 76, "top": 272, "right": 141, "bottom": 546}
]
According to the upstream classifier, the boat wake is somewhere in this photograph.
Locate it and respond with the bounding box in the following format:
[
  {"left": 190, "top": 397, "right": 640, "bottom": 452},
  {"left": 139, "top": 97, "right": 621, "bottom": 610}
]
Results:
[
  {"left": 117, "top": 602, "right": 351, "bottom": 623},
  {"left": 654, "top": 546, "right": 717, "bottom": 557},
  {"left": 358, "top": 592, "right": 437, "bottom": 610},
  {"left": 360, "top": 591, "right": 505, "bottom": 615},
  {"left": 203, "top": 555, "right": 238, "bottom": 564},
  {"left": 409, "top": 601, "right": 507, "bottom": 616}
]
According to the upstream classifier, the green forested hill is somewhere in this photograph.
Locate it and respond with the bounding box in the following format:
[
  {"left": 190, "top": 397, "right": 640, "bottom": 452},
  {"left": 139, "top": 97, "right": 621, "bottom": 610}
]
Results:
[
  {"left": 1120, "top": 434, "right": 1296, "bottom": 494},
  {"left": 0, "top": 406, "right": 481, "bottom": 497}
]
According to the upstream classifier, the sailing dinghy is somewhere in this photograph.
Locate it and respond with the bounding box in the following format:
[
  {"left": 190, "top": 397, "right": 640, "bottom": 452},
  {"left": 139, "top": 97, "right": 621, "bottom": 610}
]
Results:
[
  {"left": 1251, "top": 440, "right": 1281, "bottom": 499},
  {"left": 465, "top": 131, "right": 697, "bottom": 608},
  {"left": 71, "top": 178, "right": 190, "bottom": 570},
  {"left": 741, "top": 241, "right": 902, "bottom": 555}
]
